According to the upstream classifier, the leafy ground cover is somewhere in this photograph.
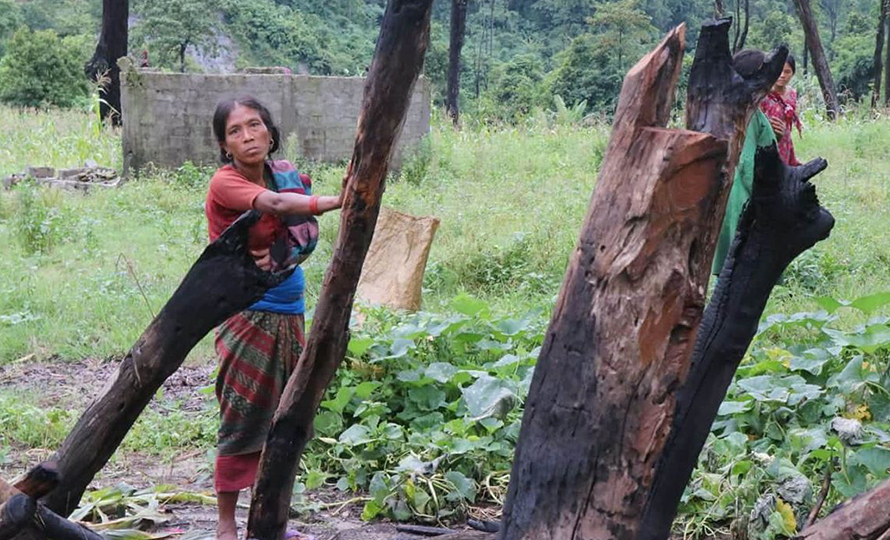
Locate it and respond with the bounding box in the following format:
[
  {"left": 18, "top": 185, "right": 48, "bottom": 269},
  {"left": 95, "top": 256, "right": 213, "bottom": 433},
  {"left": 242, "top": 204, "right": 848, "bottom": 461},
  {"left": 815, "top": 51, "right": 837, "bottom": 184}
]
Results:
[{"left": 0, "top": 106, "right": 889, "bottom": 538}]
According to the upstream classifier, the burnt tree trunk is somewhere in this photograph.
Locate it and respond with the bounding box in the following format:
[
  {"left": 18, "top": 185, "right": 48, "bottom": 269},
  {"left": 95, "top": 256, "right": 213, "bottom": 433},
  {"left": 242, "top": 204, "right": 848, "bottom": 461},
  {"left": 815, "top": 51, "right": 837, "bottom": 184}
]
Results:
[
  {"left": 245, "top": 2, "right": 434, "bottom": 540},
  {"left": 0, "top": 496, "right": 34, "bottom": 540},
  {"left": 792, "top": 0, "right": 840, "bottom": 119},
  {"left": 41, "top": 211, "right": 288, "bottom": 517},
  {"left": 84, "top": 0, "right": 128, "bottom": 126},
  {"left": 497, "top": 20, "right": 785, "bottom": 540},
  {"left": 639, "top": 146, "right": 834, "bottom": 540},
  {"left": 0, "top": 471, "right": 102, "bottom": 540},
  {"left": 796, "top": 477, "right": 890, "bottom": 539},
  {"left": 446, "top": 0, "right": 468, "bottom": 125}
]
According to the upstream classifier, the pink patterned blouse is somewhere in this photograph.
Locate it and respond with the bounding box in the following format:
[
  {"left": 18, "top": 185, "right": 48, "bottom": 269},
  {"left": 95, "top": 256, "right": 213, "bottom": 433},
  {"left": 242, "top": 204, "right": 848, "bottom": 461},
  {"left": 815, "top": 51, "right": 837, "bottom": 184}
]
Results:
[{"left": 760, "top": 88, "right": 803, "bottom": 166}]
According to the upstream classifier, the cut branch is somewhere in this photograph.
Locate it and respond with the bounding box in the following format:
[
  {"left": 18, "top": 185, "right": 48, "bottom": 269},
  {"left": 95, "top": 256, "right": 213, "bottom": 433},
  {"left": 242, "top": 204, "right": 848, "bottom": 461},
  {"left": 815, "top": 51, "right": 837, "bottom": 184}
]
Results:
[
  {"left": 12, "top": 463, "right": 58, "bottom": 499},
  {"left": 245, "top": 2, "right": 434, "bottom": 539},
  {"left": 43, "top": 211, "right": 289, "bottom": 517}
]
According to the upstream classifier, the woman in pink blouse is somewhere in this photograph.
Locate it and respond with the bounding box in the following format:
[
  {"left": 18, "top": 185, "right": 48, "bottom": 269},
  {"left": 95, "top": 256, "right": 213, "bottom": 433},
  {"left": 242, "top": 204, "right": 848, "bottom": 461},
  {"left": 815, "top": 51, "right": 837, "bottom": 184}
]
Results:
[{"left": 760, "top": 53, "right": 803, "bottom": 165}]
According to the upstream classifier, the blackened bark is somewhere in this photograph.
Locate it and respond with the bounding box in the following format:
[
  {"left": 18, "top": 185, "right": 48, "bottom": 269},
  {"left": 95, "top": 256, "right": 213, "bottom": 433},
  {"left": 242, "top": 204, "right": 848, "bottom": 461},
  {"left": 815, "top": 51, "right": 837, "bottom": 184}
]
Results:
[
  {"left": 639, "top": 145, "right": 834, "bottom": 540},
  {"left": 792, "top": 0, "right": 840, "bottom": 119},
  {"left": 873, "top": 0, "right": 888, "bottom": 108},
  {"left": 84, "top": 0, "right": 128, "bottom": 126},
  {"left": 42, "top": 211, "right": 289, "bottom": 517},
  {"left": 446, "top": 0, "right": 468, "bottom": 125},
  {"left": 245, "top": 2, "right": 434, "bottom": 539},
  {"left": 0, "top": 495, "right": 34, "bottom": 540},
  {"left": 885, "top": 17, "right": 890, "bottom": 106}
]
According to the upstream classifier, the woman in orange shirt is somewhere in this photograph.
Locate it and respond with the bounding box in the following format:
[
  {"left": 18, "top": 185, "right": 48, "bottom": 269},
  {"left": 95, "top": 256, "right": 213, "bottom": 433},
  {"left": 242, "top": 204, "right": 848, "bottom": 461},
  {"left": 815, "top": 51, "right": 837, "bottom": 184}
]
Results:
[{"left": 205, "top": 96, "right": 340, "bottom": 540}]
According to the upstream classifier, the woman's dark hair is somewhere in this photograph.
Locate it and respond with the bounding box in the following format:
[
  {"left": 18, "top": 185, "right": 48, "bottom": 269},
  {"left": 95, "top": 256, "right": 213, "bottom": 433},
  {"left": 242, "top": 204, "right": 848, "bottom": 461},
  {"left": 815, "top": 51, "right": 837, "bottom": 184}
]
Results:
[
  {"left": 212, "top": 96, "right": 281, "bottom": 163},
  {"left": 785, "top": 53, "right": 796, "bottom": 74}
]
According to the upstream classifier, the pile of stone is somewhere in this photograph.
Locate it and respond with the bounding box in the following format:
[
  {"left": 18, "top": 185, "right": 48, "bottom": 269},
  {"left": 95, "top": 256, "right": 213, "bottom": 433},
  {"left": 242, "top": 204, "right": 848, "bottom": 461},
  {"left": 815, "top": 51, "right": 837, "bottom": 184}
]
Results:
[{"left": 2, "top": 162, "right": 121, "bottom": 193}]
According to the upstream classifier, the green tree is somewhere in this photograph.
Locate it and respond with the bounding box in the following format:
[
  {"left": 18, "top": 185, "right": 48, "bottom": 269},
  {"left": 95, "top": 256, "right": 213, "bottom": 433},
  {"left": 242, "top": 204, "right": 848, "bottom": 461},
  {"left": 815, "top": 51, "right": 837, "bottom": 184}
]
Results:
[
  {"left": 132, "top": 0, "right": 223, "bottom": 72},
  {"left": 587, "top": 0, "right": 657, "bottom": 73},
  {"left": 483, "top": 53, "right": 546, "bottom": 120},
  {"left": 0, "top": 28, "right": 90, "bottom": 108},
  {"left": 0, "top": 0, "right": 23, "bottom": 57},
  {"left": 547, "top": 32, "right": 623, "bottom": 112}
]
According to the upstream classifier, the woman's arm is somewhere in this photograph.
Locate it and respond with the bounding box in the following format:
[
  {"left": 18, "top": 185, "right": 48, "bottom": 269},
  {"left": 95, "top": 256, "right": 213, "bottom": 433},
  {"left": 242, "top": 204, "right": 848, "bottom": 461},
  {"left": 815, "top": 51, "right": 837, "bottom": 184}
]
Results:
[{"left": 253, "top": 191, "right": 341, "bottom": 216}]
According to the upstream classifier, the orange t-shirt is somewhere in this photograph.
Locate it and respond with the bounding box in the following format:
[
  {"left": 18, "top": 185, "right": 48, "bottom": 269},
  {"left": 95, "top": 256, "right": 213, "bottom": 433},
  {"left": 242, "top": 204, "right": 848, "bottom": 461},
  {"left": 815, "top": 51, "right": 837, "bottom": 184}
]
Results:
[{"left": 205, "top": 165, "right": 282, "bottom": 250}]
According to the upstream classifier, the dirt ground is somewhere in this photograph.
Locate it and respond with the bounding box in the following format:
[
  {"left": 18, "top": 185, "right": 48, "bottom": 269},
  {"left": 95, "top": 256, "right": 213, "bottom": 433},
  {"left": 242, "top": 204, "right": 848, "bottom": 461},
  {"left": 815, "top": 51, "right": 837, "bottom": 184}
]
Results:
[{"left": 0, "top": 358, "right": 474, "bottom": 540}]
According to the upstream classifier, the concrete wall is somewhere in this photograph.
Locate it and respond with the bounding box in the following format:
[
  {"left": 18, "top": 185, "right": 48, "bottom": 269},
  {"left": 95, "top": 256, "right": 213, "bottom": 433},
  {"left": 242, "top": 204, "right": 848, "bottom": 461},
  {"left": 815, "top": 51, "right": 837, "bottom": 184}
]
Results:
[{"left": 120, "top": 69, "right": 431, "bottom": 174}]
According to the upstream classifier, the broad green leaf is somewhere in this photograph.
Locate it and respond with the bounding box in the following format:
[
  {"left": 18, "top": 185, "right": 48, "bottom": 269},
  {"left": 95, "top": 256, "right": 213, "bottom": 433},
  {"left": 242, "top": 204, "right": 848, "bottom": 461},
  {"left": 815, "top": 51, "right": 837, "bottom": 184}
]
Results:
[
  {"left": 451, "top": 293, "right": 489, "bottom": 317},
  {"left": 851, "top": 447, "right": 890, "bottom": 477},
  {"left": 354, "top": 381, "right": 381, "bottom": 399},
  {"left": 445, "top": 471, "right": 477, "bottom": 503},
  {"left": 718, "top": 400, "right": 753, "bottom": 416},
  {"left": 496, "top": 318, "right": 529, "bottom": 336},
  {"left": 789, "top": 351, "right": 831, "bottom": 376},
  {"left": 313, "top": 411, "right": 344, "bottom": 436},
  {"left": 813, "top": 296, "right": 845, "bottom": 313},
  {"left": 408, "top": 386, "right": 447, "bottom": 411},
  {"left": 462, "top": 375, "right": 517, "bottom": 420},
  {"left": 824, "top": 325, "right": 890, "bottom": 354},
  {"left": 361, "top": 499, "right": 384, "bottom": 521},
  {"left": 849, "top": 292, "right": 890, "bottom": 314},
  {"left": 425, "top": 362, "right": 460, "bottom": 383},
  {"left": 321, "top": 386, "right": 355, "bottom": 414},
  {"left": 304, "top": 469, "right": 328, "bottom": 490},
  {"left": 369, "top": 472, "right": 390, "bottom": 502},
  {"left": 338, "top": 424, "right": 373, "bottom": 446},
  {"left": 347, "top": 337, "right": 374, "bottom": 357},
  {"left": 493, "top": 354, "right": 522, "bottom": 368}
]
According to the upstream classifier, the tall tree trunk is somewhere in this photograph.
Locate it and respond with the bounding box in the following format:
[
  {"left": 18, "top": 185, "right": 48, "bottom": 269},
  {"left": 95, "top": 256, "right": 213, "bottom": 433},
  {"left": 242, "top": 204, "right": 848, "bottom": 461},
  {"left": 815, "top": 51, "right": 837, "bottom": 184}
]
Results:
[
  {"left": 736, "top": 0, "right": 750, "bottom": 52},
  {"left": 497, "top": 20, "right": 786, "bottom": 540},
  {"left": 639, "top": 147, "right": 834, "bottom": 540},
  {"left": 803, "top": 41, "right": 809, "bottom": 73},
  {"left": 42, "top": 212, "right": 288, "bottom": 517},
  {"left": 792, "top": 0, "right": 840, "bottom": 120},
  {"left": 446, "top": 0, "right": 468, "bottom": 125},
  {"left": 244, "top": 2, "right": 434, "bottom": 539},
  {"left": 873, "top": 0, "right": 888, "bottom": 108},
  {"left": 84, "top": 0, "right": 128, "bottom": 126},
  {"left": 179, "top": 42, "right": 187, "bottom": 73},
  {"left": 885, "top": 17, "right": 890, "bottom": 105}
]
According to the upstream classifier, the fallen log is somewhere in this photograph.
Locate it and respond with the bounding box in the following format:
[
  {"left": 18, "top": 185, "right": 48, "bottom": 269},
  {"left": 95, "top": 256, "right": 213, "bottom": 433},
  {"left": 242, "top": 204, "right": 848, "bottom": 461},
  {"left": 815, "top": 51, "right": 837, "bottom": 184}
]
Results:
[
  {"left": 43, "top": 210, "right": 290, "bottom": 516},
  {"left": 795, "top": 478, "right": 890, "bottom": 540},
  {"left": 498, "top": 20, "right": 788, "bottom": 540},
  {"left": 245, "top": 1, "right": 435, "bottom": 539},
  {"left": 0, "top": 495, "right": 35, "bottom": 540}
]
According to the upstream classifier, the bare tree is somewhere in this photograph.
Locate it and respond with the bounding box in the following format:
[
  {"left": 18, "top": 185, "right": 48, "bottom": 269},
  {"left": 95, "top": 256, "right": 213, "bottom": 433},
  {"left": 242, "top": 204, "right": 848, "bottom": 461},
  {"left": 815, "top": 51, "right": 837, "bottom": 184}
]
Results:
[
  {"left": 792, "top": 0, "right": 840, "bottom": 120},
  {"left": 446, "top": 0, "right": 469, "bottom": 125},
  {"left": 733, "top": 0, "right": 749, "bottom": 53},
  {"left": 874, "top": 0, "right": 888, "bottom": 108},
  {"left": 84, "top": 0, "right": 128, "bottom": 125}
]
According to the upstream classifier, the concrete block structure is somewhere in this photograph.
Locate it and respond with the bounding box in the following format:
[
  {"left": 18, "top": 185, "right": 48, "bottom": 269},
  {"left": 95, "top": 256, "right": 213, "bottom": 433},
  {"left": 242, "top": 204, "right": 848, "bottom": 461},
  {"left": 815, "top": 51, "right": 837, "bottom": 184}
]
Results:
[{"left": 120, "top": 68, "right": 431, "bottom": 174}]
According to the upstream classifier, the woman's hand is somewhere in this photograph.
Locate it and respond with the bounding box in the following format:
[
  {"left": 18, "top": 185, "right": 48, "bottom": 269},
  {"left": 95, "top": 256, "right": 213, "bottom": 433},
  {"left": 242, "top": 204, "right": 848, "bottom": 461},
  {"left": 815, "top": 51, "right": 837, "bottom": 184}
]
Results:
[
  {"left": 769, "top": 116, "right": 785, "bottom": 140},
  {"left": 250, "top": 248, "right": 273, "bottom": 271}
]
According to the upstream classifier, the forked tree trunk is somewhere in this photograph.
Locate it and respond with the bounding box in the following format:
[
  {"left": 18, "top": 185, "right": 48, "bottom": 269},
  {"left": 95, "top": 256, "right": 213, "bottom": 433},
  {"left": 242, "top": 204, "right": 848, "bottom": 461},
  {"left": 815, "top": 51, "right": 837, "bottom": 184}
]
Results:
[
  {"left": 640, "top": 146, "right": 834, "bottom": 539},
  {"left": 245, "top": 2, "right": 434, "bottom": 539},
  {"left": 42, "top": 211, "right": 288, "bottom": 517},
  {"left": 792, "top": 0, "right": 840, "bottom": 119},
  {"left": 497, "top": 20, "right": 786, "bottom": 540},
  {"left": 795, "top": 478, "right": 890, "bottom": 539},
  {"left": 873, "top": 0, "right": 888, "bottom": 108},
  {"left": 84, "top": 0, "right": 128, "bottom": 125},
  {"left": 446, "top": 0, "right": 468, "bottom": 125}
]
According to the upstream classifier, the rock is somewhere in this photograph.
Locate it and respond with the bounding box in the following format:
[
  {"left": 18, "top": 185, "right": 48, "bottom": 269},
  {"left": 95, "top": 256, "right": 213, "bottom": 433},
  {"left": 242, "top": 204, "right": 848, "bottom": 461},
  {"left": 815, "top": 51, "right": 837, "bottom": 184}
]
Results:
[{"left": 26, "top": 166, "right": 55, "bottom": 178}]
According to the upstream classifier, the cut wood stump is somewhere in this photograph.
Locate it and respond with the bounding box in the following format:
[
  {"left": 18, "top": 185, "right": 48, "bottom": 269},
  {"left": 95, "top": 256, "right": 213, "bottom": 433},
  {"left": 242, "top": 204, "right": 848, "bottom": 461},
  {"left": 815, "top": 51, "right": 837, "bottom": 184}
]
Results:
[
  {"left": 498, "top": 19, "right": 793, "bottom": 540},
  {"left": 246, "top": 1, "right": 435, "bottom": 539},
  {"left": 43, "top": 210, "right": 291, "bottom": 516}
]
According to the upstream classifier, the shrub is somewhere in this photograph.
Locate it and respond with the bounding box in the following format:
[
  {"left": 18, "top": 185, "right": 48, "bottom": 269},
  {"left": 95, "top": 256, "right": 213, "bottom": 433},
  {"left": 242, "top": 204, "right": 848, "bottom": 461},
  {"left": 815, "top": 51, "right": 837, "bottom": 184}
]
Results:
[
  {"left": 12, "top": 183, "right": 72, "bottom": 254},
  {"left": 0, "top": 28, "right": 90, "bottom": 108}
]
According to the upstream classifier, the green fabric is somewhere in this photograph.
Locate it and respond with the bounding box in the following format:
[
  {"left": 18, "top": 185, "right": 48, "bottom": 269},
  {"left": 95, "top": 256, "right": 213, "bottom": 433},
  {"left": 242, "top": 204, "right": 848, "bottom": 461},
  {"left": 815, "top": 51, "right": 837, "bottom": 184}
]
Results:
[{"left": 712, "top": 110, "right": 777, "bottom": 275}]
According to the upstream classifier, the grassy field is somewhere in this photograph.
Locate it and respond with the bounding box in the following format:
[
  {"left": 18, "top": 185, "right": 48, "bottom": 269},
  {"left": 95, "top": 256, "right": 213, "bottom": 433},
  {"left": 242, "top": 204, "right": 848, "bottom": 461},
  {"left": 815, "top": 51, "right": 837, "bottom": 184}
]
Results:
[
  {"left": 0, "top": 106, "right": 888, "bottom": 362},
  {"left": 0, "top": 105, "right": 889, "bottom": 536}
]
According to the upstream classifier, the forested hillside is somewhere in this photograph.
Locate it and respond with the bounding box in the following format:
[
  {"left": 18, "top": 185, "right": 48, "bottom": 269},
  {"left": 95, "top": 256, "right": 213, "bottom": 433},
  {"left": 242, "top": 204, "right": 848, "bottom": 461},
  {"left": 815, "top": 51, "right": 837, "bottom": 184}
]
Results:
[{"left": 1, "top": 0, "right": 888, "bottom": 119}]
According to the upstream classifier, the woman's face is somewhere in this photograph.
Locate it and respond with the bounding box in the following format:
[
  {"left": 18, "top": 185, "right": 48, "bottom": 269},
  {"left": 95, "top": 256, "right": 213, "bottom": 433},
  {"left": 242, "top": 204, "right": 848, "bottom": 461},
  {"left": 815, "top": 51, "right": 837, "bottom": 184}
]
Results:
[
  {"left": 775, "top": 62, "right": 794, "bottom": 90},
  {"left": 221, "top": 104, "right": 272, "bottom": 167}
]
